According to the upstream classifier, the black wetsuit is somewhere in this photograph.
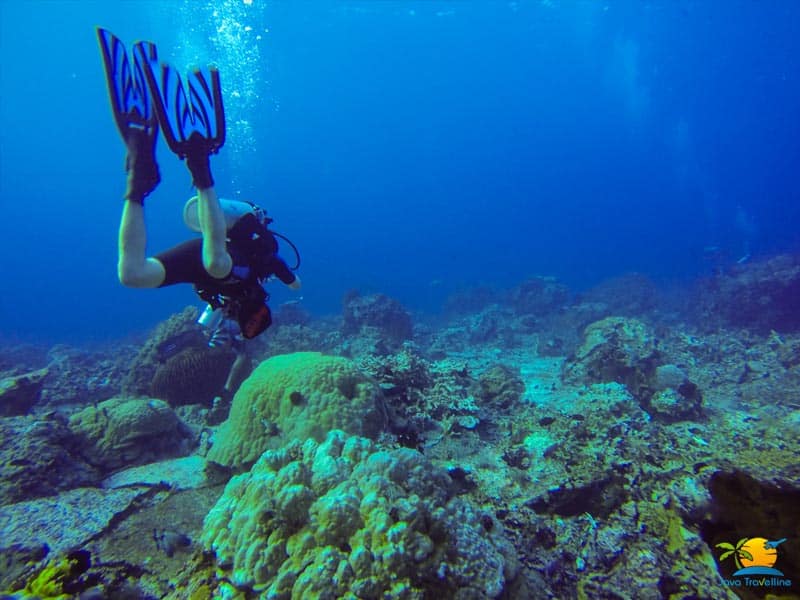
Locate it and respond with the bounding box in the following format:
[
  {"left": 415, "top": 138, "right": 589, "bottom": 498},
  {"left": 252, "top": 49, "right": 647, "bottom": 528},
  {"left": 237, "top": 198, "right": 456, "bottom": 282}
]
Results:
[
  {"left": 154, "top": 213, "right": 295, "bottom": 337},
  {"left": 155, "top": 239, "right": 295, "bottom": 288}
]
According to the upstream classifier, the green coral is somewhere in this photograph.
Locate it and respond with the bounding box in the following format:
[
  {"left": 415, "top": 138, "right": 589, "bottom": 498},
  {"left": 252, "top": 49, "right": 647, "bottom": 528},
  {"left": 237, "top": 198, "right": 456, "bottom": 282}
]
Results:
[
  {"left": 24, "top": 558, "right": 72, "bottom": 598},
  {"left": 201, "top": 430, "right": 518, "bottom": 599},
  {"left": 69, "top": 397, "right": 188, "bottom": 470},
  {"left": 5, "top": 551, "right": 91, "bottom": 599},
  {"left": 207, "top": 352, "right": 386, "bottom": 469}
]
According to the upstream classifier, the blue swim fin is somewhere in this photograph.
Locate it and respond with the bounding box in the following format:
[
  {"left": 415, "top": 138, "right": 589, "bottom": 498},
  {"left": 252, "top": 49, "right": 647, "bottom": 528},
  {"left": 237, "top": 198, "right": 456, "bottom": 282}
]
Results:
[
  {"left": 135, "top": 41, "right": 226, "bottom": 159},
  {"left": 96, "top": 27, "right": 158, "bottom": 141}
]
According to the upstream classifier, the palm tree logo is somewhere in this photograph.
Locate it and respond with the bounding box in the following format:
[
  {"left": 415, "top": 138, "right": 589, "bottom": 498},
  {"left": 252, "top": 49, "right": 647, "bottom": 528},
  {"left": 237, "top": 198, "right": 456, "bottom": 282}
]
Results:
[
  {"left": 716, "top": 538, "right": 754, "bottom": 571},
  {"left": 716, "top": 537, "right": 786, "bottom": 576}
]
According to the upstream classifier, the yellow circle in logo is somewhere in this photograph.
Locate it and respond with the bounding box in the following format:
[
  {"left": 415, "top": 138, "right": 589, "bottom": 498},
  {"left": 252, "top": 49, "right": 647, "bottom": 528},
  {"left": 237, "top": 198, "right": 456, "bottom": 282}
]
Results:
[{"left": 740, "top": 538, "right": 778, "bottom": 568}]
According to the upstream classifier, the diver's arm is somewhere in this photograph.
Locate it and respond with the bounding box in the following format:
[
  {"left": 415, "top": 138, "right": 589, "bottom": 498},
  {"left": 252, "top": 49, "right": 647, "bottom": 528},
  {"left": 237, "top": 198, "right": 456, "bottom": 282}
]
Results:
[
  {"left": 269, "top": 256, "right": 301, "bottom": 290},
  {"left": 196, "top": 187, "right": 232, "bottom": 279}
]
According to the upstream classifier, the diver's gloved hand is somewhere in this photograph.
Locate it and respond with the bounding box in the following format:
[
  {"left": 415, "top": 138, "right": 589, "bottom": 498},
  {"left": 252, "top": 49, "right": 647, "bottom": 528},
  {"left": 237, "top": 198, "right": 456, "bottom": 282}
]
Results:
[
  {"left": 124, "top": 128, "right": 161, "bottom": 203},
  {"left": 184, "top": 132, "right": 215, "bottom": 190}
]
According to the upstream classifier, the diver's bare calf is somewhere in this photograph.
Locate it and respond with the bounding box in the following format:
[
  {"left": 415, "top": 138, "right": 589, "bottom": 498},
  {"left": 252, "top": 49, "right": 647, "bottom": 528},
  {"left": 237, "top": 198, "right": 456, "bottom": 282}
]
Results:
[{"left": 117, "top": 186, "right": 231, "bottom": 289}]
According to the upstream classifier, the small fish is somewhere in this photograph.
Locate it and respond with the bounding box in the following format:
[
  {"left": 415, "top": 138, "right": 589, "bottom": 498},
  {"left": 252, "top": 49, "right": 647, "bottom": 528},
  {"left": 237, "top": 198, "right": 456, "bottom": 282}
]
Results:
[{"left": 153, "top": 528, "right": 192, "bottom": 557}]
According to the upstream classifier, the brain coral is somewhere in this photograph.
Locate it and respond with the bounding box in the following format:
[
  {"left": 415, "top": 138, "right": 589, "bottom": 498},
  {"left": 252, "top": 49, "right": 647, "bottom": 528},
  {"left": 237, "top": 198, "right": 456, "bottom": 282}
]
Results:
[
  {"left": 202, "top": 430, "right": 518, "bottom": 599},
  {"left": 68, "top": 397, "right": 190, "bottom": 471},
  {"left": 207, "top": 352, "right": 386, "bottom": 469},
  {"left": 121, "top": 307, "right": 202, "bottom": 396},
  {"left": 150, "top": 346, "right": 234, "bottom": 406}
]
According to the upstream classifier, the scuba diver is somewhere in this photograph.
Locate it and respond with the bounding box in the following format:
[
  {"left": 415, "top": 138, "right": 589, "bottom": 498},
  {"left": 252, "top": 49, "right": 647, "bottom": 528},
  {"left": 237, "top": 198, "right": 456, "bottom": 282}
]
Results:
[{"left": 97, "top": 29, "right": 301, "bottom": 401}]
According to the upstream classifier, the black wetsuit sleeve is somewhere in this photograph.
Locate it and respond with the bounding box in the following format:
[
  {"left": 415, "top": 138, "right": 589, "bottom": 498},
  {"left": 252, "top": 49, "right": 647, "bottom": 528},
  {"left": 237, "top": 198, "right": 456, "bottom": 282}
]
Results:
[{"left": 267, "top": 255, "right": 296, "bottom": 285}]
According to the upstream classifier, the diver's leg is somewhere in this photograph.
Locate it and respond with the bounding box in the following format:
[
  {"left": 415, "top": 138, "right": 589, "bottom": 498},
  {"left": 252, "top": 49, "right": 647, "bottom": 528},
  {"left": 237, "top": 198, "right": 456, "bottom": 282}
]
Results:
[
  {"left": 117, "top": 201, "right": 166, "bottom": 288},
  {"left": 208, "top": 343, "right": 248, "bottom": 424},
  {"left": 223, "top": 351, "right": 250, "bottom": 394},
  {"left": 196, "top": 187, "right": 232, "bottom": 279}
]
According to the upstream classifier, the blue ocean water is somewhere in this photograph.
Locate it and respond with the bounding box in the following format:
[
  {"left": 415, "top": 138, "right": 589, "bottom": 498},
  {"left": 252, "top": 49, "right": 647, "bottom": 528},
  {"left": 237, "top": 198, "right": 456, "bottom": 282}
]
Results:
[{"left": 1, "top": 0, "right": 798, "bottom": 344}]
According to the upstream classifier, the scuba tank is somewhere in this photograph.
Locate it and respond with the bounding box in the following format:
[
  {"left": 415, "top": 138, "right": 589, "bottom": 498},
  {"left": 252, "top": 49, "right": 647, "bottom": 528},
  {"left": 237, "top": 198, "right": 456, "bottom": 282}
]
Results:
[
  {"left": 183, "top": 196, "right": 262, "bottom": 232},
  {"left": 184, "top": 195, "right": 302, "bottom": 271},
  {"left": 189, "top": 195, "right": 302, "bottom": 340}
]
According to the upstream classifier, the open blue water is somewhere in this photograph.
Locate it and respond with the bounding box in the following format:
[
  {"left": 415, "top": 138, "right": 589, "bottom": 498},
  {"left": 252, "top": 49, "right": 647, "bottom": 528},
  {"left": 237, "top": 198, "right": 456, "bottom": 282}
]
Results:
[{"left": 1, "top": 1, "right": 798, "bottom": 344}]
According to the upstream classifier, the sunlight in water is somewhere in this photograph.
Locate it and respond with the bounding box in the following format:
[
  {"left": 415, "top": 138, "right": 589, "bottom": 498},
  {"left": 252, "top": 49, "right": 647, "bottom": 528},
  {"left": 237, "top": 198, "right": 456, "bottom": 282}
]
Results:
[{"left": 173, "top": 0, "right": 271, "bottom": 179}]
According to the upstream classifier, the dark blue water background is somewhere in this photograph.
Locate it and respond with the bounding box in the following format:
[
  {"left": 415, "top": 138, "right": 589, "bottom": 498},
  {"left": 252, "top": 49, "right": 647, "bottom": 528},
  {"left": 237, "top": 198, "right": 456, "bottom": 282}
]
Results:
[{"left": 1, "top": 1, "right": 798, "bottom": 344}]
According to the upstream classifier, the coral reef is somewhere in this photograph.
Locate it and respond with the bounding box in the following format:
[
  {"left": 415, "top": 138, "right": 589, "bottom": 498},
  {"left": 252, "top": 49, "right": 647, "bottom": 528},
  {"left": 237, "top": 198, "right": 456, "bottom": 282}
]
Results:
[
  {"left": 121, "top": 307, "right": 204, "bottom": 397},
  {"left": 467, "top": 305, "right": 523, "bottom": 347},
  {"left": 207, "top": 352, "right": 386, "bottom": 469},
  {"left": 694, "top": 253, "right": 800, "bottom": 333},
  {"left": 39, "top": 344, "right": 132, "bottom": 407},
  {"left": 472, "top": 364, "right": 525, "bottom": 411},
  {"left": 2, "top": 257, "right": 799, "bottom": 598},
  {"left": 0, "top": 415, "right": 99, "bottom": 505},
  {"left": 442, "top": 285, "right": 499, "bottom": 316},
  {"left": 10, "top": 549, "right": 93, "bottom": 599},
  {"left": 575, "top": 272, "right": 659, "bottom": 319},
  {"left": 426, "top": 324, "right": 471, "bottom": 359},
  {"left": 199, "top": 430, "right": 519, "bottom": 598},
  {"left": 68, "top": 397, "right": 192, "bottom": 472},
  {"left": 150, "top": 346, "right": 234, "bottom": 407},
  {"left": 563, "top": 317, "right": 659, "bottom": 388},
  {"left": 0, "top": 341, "right": 48, "bottom": 376},
  {"left": 562, "top": 316, "right": 704, "bottom": 421},
  {"left": 260, "top": 322, "right": 333, "bottom": 357},
  {"left": 508, "top": 276, "right": 570, "bottom": 316},
  {"left": 356, "top": 348, "right": 438, "bottom": 448},
  {"left": 342, "top": 291, "right": 413, "bottom": 352},
  {"left": 0, "top": 367, "right": 48, "bottom": 416},
  {"left": 273, "top": 301, "right": 312, "bottom": 327}
]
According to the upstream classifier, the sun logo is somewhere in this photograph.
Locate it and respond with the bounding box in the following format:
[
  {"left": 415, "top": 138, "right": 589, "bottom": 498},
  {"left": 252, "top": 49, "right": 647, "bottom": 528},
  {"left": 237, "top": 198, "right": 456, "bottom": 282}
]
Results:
[{"left": 716, "top": 537, "right": 787, "bottom": 576}]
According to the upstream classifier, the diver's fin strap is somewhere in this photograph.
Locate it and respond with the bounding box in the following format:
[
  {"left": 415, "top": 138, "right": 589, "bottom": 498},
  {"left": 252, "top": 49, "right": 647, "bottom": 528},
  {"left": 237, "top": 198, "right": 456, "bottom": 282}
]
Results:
[
  {"left": 96, "top": 28, "right": 158, "bottom": 139},
  {"left": 135, "top": 41, "right": 226, "bottom": 159}
]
